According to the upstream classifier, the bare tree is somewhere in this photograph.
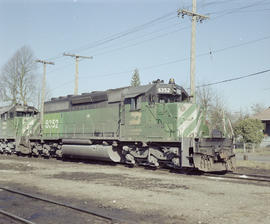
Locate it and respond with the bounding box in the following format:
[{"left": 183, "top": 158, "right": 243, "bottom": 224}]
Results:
[
  {"left": 0, "top": 56, "right": 19, "bottom": 105},
  {"left": 251, "top": 103, "right": 266, "bottom": 115},
  {"left": 0, "top": 46, "right": 37, "bottom": 106},
  {"left": 209, "top": 95, "right": 226, "bottom": 131},
  {"left": 197, "top": 85, "right": 213, "bottom": 120},
  {"left": 197, "top": 85, "right": 232, "bottom": 135}
]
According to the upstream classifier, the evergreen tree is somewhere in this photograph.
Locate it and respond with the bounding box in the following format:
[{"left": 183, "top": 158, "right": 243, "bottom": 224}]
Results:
[{"left": 131, "top": 68, "right": 140, "bottom": 87}]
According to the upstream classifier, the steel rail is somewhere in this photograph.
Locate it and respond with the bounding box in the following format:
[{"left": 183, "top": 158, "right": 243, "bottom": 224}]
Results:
[
  {"left": 204, "top": 173, "right": 270, "bottom": 183},
  {"left": 0, "top": 186, "right": 124, "bottom": 224},
  {"left": 231, "top": 172, "right": 270, "bottom": 180},
  {"left": 0, "top": 208, "right": 37, "bottom": 224}
]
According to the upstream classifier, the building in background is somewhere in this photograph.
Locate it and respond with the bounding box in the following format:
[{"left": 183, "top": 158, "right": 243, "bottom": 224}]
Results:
[{"left": 253, "top": 107, "right": 270, "bottom": 147}]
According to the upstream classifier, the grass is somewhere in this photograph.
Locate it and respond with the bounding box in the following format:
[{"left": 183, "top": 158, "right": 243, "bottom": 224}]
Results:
[
  {"left": 255, "top": 150, "right": 270, "bottom": 156},
  {"left": 235, "top": 147, "right": 270, "bottom": 170},
  {"left": 234, "top": 147, "right": 270, "bottom": 155},
  {"left": 236, "top": 160, "right": 270, "bottom": 170}
]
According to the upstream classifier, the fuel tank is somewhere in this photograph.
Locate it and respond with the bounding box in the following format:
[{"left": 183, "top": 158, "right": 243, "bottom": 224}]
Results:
[{"left": 62, "top": 144, "right": 121, "bottom": 162}]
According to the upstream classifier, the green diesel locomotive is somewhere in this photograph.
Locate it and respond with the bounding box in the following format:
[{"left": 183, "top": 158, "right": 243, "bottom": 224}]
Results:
[{"left": 0, "top": 79, "right": 235, "bottom": 172}]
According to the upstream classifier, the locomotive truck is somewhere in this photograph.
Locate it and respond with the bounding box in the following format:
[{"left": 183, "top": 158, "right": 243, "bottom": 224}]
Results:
[{"left": 0, "top": 79, "right": 235, "bottom": 172}]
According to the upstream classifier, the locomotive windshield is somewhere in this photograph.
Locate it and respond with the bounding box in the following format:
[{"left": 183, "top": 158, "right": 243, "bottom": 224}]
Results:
[{"left": 158, "top": 94, "right": 181, "bottom": 103}]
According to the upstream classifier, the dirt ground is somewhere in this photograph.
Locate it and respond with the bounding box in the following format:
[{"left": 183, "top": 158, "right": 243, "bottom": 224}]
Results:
[{"left": 0, "top": 155, "right": 270, "bottom": 224}]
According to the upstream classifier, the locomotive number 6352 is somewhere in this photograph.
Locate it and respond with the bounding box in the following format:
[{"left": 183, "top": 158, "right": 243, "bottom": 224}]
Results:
[{"left": 45, "top": 119, "right": 59, "bottom": 129}]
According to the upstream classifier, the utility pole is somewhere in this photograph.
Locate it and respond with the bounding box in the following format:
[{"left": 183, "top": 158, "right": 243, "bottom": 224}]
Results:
[
  {"left": 35, "top": 59, "right": 55, "bottom": 131},
  {"left": 63, "top": 53, "right": 93, "bottom": 95},
  {"left": 178, "top": 0, "right": 209, "bottom": 103}
]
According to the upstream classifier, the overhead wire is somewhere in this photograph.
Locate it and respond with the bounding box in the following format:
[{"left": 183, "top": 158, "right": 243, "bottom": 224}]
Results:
[
  {"left": 197, "top": 69, "right": 270, "bottom": 88},
  {"left": 46, "top": 0, "right": 270, "bottom": 73},
  {"left": 43, "top": 11, "right": 182, "bottom": 73},
  {"left": 71, "top": 12, "right": 177, "bottom": 53},
  {"left": 204, "top": 0, "right": 269, "bottom": 18},
  {"left": 130, "top": 34, "right": 270, "bottom": 72},
  {"left": 45, "top": 10, "right": 177, "bottom": 61},
  {"left": 74, "top": 0, "right": 270, "bottom": 59},
  {"left": 50, "top": 34, "right": 270, "bottom": 93},
  {"left": 89, "top": 21, "right": 182, "bottom": 55},
  {"left": 230, "top": 9, "right": 270, "bottom": 13},
  {"left": 92, "top": 26, "right": 190, "bottom": 57},
  {"left": 43, "top": 1, "right": 270, "bottom": 95},
  {"left": 51, "top": 67, "right": 270, "bottom": 95},
  {"left": 46, "top": 1, "right": 265, "bottom": 71},
  {"left": 47, "top": 0, "right": 268, "bottom": 60},
  {"left": 46, "top": 21, "right": 187, "bottom": 74}
]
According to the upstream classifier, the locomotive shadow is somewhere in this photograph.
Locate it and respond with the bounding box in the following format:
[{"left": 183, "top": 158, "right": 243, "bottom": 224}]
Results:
[
  {"left": 60, "top": 157, "right": 118, "bottom": 167},
  {"left": 58, "top": 157, "right": 228, "bottom": 176}
]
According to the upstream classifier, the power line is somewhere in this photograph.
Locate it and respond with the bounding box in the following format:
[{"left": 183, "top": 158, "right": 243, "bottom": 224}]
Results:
[
  {"left": 45, "top": 1, "right": 267, "bottom": 62},
  {"left": 89, "top": 22, "right": 183, "bottom": 55},
  {"left": 207, "top": 35, "right": 270, "bottom": 54},
  {"left": 45, "top": 1, "right": 269, "bottom": 71},
  {"left": 45, "top": 26, "right": 188, "bottom": 75},
  {"left": 205, "top": 0, "right": 269, "bottom": 18},
  {"left": 70, "top": 13, "right": 178, "bottom": 53},
  {"left": 93, "top": 26, "right": 190, "bottom": 57},
  {"left": 45, "top": 24, "right": 190, "bottom": 74},
  {"left": 46, "top": 20, "right": 182, "bottom": 63},
  {"left": 46, "top": 11, "right": 177, "bottom": 61},
  {"left": 51, "top": 68, "right": 270, "bottom": 97},
  {"left": 138, "top": 34, "right": 270, "bottom": 71},
  {"left": 197, "top": 69, "right": 270, "bottom": 88},
  {"left": 48, "top": 34, "right": 270, "bottom": 92},
  {"left": 47, "top": 32, "right": 270, "bottom": 79},
  {"left": 229, "top": 9, "right": 270, "bottom": 14},
  {"left": 42, "top": 2, "right": 270, "bottom": 93},
  {"left": 73, "top": 16, "right": 176, "bottom": 53}
]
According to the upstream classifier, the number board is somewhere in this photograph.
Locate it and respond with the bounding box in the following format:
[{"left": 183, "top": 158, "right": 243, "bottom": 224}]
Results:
[
  {"left": 157, "top": 87, "right": 171, "bottom": 94},
  {"left": 45, "top": 119, "right": 59, "bottom": 129}
]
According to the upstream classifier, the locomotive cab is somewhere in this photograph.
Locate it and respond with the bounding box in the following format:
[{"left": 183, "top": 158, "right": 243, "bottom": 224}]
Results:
[
  {"left": 133, "top": 79, "right": 190, "bottom": 106},
  {"left": 0, "top": 105, "right": 39, "bottom": 155},
  {"left": 156, "top": 83, "right": 189, "bottom": 104}
]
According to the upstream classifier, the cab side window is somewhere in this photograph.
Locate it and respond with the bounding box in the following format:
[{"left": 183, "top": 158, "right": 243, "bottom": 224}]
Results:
[
  {"left": 9, "top": 112, "right": 14, "bottom": 119},
  {"left": 148, "top": 94, "right": 155, "bottom": 105},
  {"left": 1, "top": 113, "right": 8, "bottom": 121},
  {"left": 130, "top": 98, "right": 136, "bottom": 110},
  {"left": 130, "top": 96, "right": 141, "bottom": 111}
]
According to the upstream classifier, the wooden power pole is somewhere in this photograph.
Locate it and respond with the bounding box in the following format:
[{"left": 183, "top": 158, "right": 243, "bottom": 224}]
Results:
[
  {"left": 178, "top": 0, "right": 209, "bottom": 103},
  {"left": 63, "top": 53, "right": 93, "bottom": 95},
  {"left": 35, "top": 59, "right": 55, "bottom": 131}
]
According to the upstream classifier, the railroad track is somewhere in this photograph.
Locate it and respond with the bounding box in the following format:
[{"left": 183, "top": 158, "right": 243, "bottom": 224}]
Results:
[
  {"left": 0, "top": 208, "right": 36, "bottom": 224},
  {"left": 0, "top": 186, "right": 128, "bottom": 224},
  {"left": 204, "top": 172, "right": 270, "bottom": 184},
  {"left": 1, "top": 154, "right": 270, "bottom": 186}
]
